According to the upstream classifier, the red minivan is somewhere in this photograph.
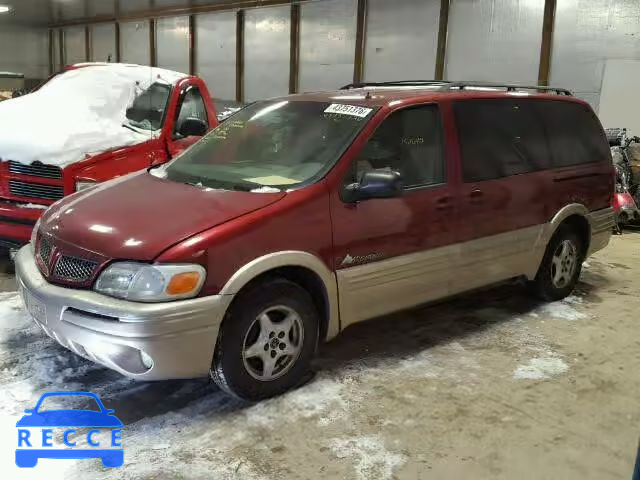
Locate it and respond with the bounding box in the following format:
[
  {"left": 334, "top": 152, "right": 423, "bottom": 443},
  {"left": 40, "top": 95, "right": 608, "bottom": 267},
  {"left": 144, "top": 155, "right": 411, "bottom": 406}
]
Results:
[
  {"left": 0, "top": 63, "right": 218, "bottom": 251},
  {"left": 15, "top": 81, "right": 614, "bottom": 400}
]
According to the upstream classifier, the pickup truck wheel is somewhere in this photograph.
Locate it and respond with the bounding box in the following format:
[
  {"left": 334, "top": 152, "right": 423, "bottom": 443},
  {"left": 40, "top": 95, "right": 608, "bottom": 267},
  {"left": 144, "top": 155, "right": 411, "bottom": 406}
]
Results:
[
  {"left": 532, "top": 226, "right": 584, "bottom": 302},
  {"left": 210, "top": 278, "right": 319, "bottom": 401}
]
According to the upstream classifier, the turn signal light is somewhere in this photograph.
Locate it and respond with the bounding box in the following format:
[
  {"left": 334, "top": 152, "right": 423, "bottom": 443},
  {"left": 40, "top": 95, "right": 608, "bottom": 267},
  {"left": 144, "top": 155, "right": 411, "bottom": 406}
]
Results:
[{"left": 166, "top": 272, "right": 202, "bottom": 295}]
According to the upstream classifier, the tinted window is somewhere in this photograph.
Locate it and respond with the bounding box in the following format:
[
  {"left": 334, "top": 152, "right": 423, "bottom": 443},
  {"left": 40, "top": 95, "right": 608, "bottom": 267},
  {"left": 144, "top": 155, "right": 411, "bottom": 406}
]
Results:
[
  {"left": 455, "top": 100, "right": 551, "bottom": 182},
  {"left": 353, "top": 105, "right": 445, "bottom": 189},
  {"left": 534, "top": 100, "right": 610, "bottom": 167},
  {"left": 174, "top": 86, "right": 209, "bottom": 138}
]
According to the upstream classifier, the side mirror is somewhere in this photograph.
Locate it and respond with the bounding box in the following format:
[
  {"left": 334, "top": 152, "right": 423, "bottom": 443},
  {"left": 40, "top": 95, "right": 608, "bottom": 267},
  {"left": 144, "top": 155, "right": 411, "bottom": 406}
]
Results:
[
  {"left": 344, "top": 169, "right": 403, "bottom": 202},
  {"left": 179, "top": 117, "right": 208, "bottom": 138}
]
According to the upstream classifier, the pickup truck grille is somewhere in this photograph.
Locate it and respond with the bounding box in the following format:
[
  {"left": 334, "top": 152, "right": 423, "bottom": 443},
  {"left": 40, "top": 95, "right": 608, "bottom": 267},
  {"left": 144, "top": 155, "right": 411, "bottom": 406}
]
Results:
[
  {"left": 8, "top": 161, "right": 63, "bottom": 179},
  {"left": 9, "top": 180, "right": 64, "bottom": 201},
  {"left": 53, "top": 255, "right": 98, "bottom": 283}
]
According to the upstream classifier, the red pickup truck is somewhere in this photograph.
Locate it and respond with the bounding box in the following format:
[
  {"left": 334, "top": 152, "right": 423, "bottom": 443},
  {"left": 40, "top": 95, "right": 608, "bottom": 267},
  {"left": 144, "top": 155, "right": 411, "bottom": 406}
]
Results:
[{"left": 0, "top": 63, "right": 218, "bottom": 251}]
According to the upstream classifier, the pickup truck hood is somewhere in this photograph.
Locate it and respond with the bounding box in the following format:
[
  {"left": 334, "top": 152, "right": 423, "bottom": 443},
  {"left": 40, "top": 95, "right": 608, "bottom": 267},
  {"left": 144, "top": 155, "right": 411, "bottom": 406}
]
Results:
[{"left": 41, "top": 173, "right": 285, "bottom": 260}]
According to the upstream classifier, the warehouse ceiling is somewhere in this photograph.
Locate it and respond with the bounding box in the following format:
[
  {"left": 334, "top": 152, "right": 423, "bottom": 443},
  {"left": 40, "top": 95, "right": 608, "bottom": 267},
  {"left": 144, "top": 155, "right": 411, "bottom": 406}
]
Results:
[{"left": 0, "top": 0, "right": 266, "bottom": 26}]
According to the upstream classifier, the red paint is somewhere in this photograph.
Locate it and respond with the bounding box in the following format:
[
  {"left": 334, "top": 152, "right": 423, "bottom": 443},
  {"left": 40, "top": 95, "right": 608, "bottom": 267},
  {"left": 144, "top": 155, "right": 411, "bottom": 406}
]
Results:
[
  {"left": 0, "top": 66, "right": 218, "bottom": 246},
  {"left": 33, "top": 88, "right": 613, "bottom": 297}
]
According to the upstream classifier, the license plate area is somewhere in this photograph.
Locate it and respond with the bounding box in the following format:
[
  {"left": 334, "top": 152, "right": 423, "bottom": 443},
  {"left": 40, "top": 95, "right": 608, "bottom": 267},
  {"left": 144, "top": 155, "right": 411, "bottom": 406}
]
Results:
[{"left": 20, "top": 284, "right": 46, "bottom": 325}]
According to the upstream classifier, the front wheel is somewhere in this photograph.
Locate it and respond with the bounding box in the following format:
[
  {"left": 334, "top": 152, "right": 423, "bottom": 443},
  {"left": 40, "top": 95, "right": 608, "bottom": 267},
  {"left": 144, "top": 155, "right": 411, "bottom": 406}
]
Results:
[
  {"left": 210, "top": 278, "right": 319, "bottom": 401},
  {"left": 532, "top": 226, "right": 584, "bottom": 301}
]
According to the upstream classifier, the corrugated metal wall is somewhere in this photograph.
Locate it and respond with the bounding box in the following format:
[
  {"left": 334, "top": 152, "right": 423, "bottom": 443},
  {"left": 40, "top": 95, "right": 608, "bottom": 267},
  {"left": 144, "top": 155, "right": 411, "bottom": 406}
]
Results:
[
  {"left": 299, "top": 0, "right": 358, "bottom": 92},
  {"left": 6, "top": 0, "right": 640, "bottom": 111},
  {"left": 244, "top": 6, "right": 291, "bottom": 102},
  {"left": 364, "top": 0, "right": 440, "bottom": 82},
  {"left": 196, "top": 12, "right": 237, "bottom": 102}
]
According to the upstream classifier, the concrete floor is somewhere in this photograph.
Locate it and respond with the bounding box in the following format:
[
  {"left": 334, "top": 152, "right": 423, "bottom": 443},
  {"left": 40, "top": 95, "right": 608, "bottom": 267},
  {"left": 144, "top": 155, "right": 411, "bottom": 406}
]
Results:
[{"left": 0, "top": 232, "right": 638, "bottom": 479}]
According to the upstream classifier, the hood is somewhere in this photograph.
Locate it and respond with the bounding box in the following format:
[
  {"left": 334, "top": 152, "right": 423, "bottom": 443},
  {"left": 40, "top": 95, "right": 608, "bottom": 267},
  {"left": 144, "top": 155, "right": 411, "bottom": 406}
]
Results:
[
  {"left": 41, "top": 172, "right": 285, "bottom": 260},
  {"left": 0, "top": 64, "right": 184, "bottom": 167}
]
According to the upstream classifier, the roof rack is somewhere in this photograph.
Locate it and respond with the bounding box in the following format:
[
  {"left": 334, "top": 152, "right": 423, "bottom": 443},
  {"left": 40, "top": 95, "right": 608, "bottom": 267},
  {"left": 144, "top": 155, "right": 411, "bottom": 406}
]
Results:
[{"left": 340, "top": 80, "right": 573, "bottom": 96}]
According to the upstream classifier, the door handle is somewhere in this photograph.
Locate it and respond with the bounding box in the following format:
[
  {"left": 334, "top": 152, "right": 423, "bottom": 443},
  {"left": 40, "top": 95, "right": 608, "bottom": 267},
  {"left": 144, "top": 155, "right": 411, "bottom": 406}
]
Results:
[
  {"left": 435, "top": 196, "right": 453, "bottom": 211},
  {"left": 469, "top": 189, "right": 484, "bottom": 204}
]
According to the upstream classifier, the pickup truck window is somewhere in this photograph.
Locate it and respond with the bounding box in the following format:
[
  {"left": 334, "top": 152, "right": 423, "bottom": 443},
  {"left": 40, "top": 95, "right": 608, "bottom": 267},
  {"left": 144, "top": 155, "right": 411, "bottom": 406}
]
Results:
[
  {"left": 124, "top": 82, "right": 172, "bottom": 132},
  {"left": 163, "top": 100, "right": 376, "bottom": 191}
]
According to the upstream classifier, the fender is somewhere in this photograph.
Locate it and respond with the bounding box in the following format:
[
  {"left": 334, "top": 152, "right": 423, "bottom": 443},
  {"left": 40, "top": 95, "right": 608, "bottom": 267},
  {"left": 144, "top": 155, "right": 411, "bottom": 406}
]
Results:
[{"left": 219, "top": 251, "right": 341, "bottom": 340}]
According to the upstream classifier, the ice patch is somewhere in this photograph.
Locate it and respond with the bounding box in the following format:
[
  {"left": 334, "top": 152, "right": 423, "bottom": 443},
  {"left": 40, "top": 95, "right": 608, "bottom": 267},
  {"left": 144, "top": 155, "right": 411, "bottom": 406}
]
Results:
[
  {"left": 513, "top": 357, "right": 568, "bottom": 380},
  {"left": 250, "top": 186, "right": 282, "bottom": 193},
  {"left": 537, "top": 301, "right": 587, "bottom": 321},
  {"left": 330, "top": 435, "right": 406, "bottom": 480}
]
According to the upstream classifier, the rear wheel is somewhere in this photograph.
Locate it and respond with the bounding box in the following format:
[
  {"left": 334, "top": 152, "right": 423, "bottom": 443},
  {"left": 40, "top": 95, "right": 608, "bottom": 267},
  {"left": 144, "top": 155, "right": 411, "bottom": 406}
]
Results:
[
  {"left": 210, "top": 278, "right": 319, "bottom": 401},
  {"left": 532, "top": 226, "right": 584, "bottom": 301}
]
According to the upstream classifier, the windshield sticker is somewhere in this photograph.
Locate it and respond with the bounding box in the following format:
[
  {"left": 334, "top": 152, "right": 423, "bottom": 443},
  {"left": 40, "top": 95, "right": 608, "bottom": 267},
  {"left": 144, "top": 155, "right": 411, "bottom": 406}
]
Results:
[{"left": 324, "top": 104, "right": 373, "bottom": 118}]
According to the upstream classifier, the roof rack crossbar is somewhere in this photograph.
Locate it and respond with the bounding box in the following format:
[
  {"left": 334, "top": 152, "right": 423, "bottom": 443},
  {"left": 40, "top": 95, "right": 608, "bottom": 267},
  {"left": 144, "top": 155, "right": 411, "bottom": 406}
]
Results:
[{"left": 340, "top": 80, "right": 572, "bottom": 96}]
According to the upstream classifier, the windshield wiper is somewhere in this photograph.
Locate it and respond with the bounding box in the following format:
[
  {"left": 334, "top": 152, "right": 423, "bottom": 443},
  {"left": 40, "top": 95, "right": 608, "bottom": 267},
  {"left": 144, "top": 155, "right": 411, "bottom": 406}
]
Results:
[{"left": 122, "top": 123, "right": 138, "bottom": 133}]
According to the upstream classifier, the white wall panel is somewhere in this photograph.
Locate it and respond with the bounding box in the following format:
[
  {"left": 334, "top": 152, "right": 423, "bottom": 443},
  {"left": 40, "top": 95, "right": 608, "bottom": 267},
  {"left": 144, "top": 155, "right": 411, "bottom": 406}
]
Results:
[
  {"left": 157, "top": 16, "right": 190, "bottom": 73},
  {"left": 299, "top": 0, "right": 357, "bottom": 91},
  {"left": 91, "top": 23, "right": 117, "bottom": 63},
  {"left": 551, "top": 0, "right": 640, "bottom": 111},
  {"left": 244, "top": 6, "right": 290, "bottom": 102},
  {"left": 445, "top": 0, "right": 545, "bottom": 84},
  {"left": 196, "top": 12, "right": 236, "bottom": 101},
  {"left": 364, "top": 0, "right": 440, "bottom": 81},
  {"left": 121, "top": 21, "right": 151, "bottom": 66},
  {"left": 64, "top": 26, "right": 86, "bottom": 65},
  {"left": 0, "top": 26, "right": 49, "bottom": 79}
]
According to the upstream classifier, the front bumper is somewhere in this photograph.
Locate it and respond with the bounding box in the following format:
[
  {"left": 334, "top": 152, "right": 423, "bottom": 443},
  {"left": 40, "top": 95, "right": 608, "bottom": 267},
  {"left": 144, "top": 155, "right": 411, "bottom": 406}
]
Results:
[
  {"left": 14, "top": 246, "right": 233, "bottom": 380},
  {"left": 0, "top": 201, "right": 44, "bottom": 248}
]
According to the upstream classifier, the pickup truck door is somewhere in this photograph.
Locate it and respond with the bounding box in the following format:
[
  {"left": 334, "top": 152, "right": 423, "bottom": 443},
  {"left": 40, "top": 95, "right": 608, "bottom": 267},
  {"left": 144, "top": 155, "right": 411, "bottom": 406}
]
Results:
[
  {"left": 165, "top": 80, "right": 215, "bottom": 159},
  {"left": 330, "top": 103, "right": 457, "bottom": 328}
]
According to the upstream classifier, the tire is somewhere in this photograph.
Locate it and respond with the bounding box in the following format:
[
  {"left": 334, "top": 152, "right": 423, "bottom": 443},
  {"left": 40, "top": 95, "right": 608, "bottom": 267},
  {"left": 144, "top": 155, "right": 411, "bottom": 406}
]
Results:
[
  {"left": 532, "top": 226, "right": 584, "bottom": 302},
  {"left": 210, "top": 278, "right": 319, "bottom": 401}
]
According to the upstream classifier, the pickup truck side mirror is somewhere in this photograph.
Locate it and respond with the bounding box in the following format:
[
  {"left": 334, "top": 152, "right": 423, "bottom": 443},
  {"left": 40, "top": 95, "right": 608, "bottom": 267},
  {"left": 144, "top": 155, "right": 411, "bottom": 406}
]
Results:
[
  {"left": 344, "top": 169, "right": 403, "bottom": 203},
  {"left": 179, "top": 117, "right": 208, "bottom": 138}
]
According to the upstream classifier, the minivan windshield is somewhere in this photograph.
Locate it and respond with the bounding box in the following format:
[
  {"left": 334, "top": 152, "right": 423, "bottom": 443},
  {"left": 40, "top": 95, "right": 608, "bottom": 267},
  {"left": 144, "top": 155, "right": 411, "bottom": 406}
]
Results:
[{"left": 163, "top": 100, "right": 376, "bottom": 191}]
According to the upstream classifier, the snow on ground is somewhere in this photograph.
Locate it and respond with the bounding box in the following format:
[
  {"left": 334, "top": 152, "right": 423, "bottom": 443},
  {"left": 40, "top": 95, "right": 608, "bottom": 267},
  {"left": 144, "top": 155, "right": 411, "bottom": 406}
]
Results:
[
  {"left": 0, "top": 285, "right": 591, "bottom": 478},
  {"left": 329, "top": 435, "right": 406, "bottom": 480}
]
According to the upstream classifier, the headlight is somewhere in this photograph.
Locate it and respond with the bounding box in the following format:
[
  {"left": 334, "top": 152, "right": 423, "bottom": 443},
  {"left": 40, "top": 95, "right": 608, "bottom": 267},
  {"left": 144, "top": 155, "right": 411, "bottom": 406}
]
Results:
[
  {"left": 94, "top": 262, "right": 206, "bottom": 302},
  {"left": 30, "top": 218, "right": 41, "bottom": 254},
  {"left": 76, "top": 180, "right": 98, "bottom": 192}
]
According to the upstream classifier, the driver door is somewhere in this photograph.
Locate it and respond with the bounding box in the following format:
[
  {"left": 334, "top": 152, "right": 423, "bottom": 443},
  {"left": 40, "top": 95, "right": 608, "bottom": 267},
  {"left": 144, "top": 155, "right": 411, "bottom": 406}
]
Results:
[
  {"left": 330, "top": 103, "right": 457, "bottom": 327},
  {"left": 166, "top": 84, "right": 210, "bottom": 160}
]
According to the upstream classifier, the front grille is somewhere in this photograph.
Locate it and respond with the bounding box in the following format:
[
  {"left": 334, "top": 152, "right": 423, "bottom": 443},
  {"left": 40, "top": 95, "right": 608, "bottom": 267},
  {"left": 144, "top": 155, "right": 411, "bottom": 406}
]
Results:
[
  {"left": 9, "top": 180, "right": 64, "bottom": 201},
  {"left": 38, "top": 237, "right": 52, "bottom": 265},
  {"left": 8, "top": 161, "right": 63, "bottom": 179},
  {"left": 53, "top": 255, "right": 98, "bottom": 282}
]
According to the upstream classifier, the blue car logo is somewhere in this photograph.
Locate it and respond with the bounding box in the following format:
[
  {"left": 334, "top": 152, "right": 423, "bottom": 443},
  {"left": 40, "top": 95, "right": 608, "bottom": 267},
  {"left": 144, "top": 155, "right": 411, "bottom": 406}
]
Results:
[{"left": 16, "top": 391, "right": 123, "bottom": 468}]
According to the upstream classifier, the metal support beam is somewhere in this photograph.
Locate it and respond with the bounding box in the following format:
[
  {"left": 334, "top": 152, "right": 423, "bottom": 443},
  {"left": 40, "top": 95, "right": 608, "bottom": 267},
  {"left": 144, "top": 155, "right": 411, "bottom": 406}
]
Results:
[
  {"left": 538, "top": 0, "right": 557, "bottom": 86},
  {"left": 58, "top": 29, "right": 65, "bottom": 68},
  {"left": 189, "top": 15, "right": 197, "bottom": 75},
  {"left": 289, "top": 3, "right": 300, "bottom": 94},
  {"left": 236, "top": 10, "right": 245, "bottom": 103},
  {"left": 353, "top": 0, "right": 367, "bottom": 84},
  {"left": 85, "top": 25, "right": 91, "bottom": 61},
  {"left": 434, "top": 0, "right": 450, "bottom": 80},
  {"left": 48, "top": 29, "right": 55, "bottom": 75},
  {"left": 115, "top": 22, "right": 121, "bottom": 63},
  {"left": 149, "top": 18, "right": 157, "bottom": 67}
]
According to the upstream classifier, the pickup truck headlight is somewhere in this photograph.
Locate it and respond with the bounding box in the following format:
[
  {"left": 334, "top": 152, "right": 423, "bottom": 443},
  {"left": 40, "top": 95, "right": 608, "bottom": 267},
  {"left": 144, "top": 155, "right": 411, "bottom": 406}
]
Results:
[
  {"left": 94, "top": 262, "right": 206, "bottom": 302},
  {"left": 76, "top": 180, "right": 98, "bottom": 192}
]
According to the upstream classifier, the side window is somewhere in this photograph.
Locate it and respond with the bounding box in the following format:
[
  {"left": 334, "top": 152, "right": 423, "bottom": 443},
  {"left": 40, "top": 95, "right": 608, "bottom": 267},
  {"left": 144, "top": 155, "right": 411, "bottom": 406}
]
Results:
[
  {"left": 534, "top": 101, "right": 610, "bottom": 167},
  {"left": 353, "top": 105, "right": 445, "bottom": 189},
  {"left": 455, "top": 100, "right": 551, "bottom": 182},
  {"left": 173, "top": 86, "right": 209, "bottom": 138}
]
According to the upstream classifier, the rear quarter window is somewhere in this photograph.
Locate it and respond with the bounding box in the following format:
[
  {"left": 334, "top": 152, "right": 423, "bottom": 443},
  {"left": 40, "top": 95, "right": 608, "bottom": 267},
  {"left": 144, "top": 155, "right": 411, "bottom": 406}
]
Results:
[{"left": 533, "top": 100, "right": 610, "bottom": 168}]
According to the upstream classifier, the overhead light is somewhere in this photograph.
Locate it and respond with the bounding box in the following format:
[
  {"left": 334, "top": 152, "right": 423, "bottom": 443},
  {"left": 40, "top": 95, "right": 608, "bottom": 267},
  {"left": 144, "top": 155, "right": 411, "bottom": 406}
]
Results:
[{"left": 0, "top": 5, "right": 12, "bottom": 14}]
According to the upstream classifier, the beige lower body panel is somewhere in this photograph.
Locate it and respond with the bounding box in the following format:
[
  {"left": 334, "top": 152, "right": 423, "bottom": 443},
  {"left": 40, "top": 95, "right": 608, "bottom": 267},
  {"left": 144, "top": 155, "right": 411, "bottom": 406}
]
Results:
[{"left": 337, "top": 207, "right": 614, "bottom": 329}]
